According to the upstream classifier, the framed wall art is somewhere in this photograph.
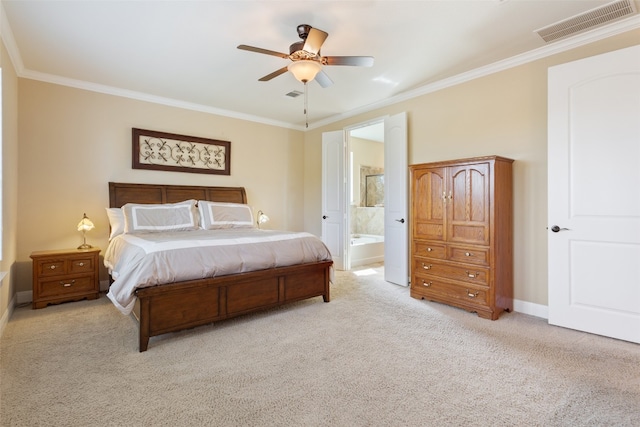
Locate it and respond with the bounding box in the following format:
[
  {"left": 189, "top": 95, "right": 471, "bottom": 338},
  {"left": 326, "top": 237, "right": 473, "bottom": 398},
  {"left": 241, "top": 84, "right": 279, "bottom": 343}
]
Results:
[{"left": 132, "top": 128, "right": 231, "bottom": 175}]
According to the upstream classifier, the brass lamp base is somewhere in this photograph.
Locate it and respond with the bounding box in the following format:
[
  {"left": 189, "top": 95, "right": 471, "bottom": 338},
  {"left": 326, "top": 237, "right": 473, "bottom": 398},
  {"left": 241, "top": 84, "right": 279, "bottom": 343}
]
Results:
[{"left": 77, "top": 243, "right": 93, "bottom": 250}]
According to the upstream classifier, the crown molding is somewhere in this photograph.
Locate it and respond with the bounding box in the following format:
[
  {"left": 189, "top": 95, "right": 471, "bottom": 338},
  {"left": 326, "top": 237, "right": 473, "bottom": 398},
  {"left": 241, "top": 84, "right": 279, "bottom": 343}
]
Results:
[
  {"left": 308, "top": 14, "right": 640, "bottom": 130},
  {"left": 20, "top": 68, "right": 302, "bottom": 131},
  {"left": 2, "top": 1, "right": 638, "bottom": 132},
  {"left": 0, "top": 2, "right": 25, "bottom": 74}
]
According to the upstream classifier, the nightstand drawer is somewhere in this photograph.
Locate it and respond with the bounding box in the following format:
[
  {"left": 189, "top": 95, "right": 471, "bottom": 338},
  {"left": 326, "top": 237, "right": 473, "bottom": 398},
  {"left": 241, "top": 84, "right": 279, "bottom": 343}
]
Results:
[
  {"left": 37, "top": 259, "right": 67, "bottom": 277},
  {"left": 69, "top": 256, "right": 95, "bottom": 274},
  {"left": 38, "top": 276, "right": 95, "bottom": 298}
]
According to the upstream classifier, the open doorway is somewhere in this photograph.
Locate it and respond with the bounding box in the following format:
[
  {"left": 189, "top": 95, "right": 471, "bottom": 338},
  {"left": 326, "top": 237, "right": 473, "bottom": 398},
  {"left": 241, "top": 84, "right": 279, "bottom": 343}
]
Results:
[{"left": 348, "top": 121, "right": 385, "bottom": 269}]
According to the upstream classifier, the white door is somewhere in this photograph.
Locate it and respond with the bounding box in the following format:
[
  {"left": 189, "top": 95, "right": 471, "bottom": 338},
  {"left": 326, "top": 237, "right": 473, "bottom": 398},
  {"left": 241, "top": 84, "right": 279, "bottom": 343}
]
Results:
[
  {"left": 548, "top": 45, "right": 640, "bottom": 343},
  {"left": 322, "top": 131, "right": 346, "bottom": 270},
  {"left": 384, "top": 112, "right": 409, "bottom": 286}
]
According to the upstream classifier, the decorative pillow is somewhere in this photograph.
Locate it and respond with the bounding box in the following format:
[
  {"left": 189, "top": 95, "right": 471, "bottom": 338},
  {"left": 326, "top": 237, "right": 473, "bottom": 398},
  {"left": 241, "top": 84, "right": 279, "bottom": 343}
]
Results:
[
  {"left": 198, "top": 201, "right": 255, "bottom": 229},
  {"left": 105, "top": 207, "right": 125, "bottom": 240},
  {"left": 122, "top": 200, "right": 199, "bottom": 233}
]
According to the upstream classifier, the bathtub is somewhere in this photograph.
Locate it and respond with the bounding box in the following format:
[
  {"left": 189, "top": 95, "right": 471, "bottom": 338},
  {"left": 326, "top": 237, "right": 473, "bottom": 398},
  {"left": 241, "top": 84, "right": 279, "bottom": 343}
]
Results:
[{"left": 350, "top": 234, "right": 384, "bottom": 267}]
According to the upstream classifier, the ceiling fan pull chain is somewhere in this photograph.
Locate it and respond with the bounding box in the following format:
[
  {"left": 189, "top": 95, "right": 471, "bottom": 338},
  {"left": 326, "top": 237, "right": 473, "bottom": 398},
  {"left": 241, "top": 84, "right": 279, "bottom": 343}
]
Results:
[{"left": 304, "top": 81, "right": 309, "bottom": 128}]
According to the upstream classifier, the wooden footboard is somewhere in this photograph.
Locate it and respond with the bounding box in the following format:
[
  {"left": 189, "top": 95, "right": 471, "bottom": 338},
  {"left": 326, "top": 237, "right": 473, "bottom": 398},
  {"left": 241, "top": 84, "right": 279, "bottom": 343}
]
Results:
[{"left": 133, "top": 261, "right": 332, "bottom": 351}]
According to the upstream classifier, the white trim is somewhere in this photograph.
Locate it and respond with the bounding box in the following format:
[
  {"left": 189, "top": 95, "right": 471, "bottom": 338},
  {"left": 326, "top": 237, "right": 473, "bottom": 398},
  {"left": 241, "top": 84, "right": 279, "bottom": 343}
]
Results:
[
  {"left": 16, "top": 290, "right": 31, "bottom": 305},
  {"left": 513, "top": 299, "right": 549, "bottom": 319},
  {"left": 310, "top": 15, "right": 640, "bottom": 129},
  {"left": 0, "top": 293, "right": 16, "bottom": 339},
  {"left": 1, "top": 1, "right": 638, "bottom": 131}
]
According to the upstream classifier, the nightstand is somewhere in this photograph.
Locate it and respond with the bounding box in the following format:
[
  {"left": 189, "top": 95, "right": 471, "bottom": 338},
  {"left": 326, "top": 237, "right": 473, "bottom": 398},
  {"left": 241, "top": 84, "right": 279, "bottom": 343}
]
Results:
[{"left": 30, "top": 247, "right": 101, "bottom": 309}]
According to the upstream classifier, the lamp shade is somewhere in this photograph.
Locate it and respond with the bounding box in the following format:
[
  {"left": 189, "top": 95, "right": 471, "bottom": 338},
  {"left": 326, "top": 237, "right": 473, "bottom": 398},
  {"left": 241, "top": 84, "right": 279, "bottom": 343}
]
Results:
[
  {"left": 256, "top": 210, "right": 270, "bottom": 228},
  {"left": 77, "top": 213, "right": 95, "bottom": 232},
  {"left": 288, "top": 60, "right": 322, "bottom": 83}
]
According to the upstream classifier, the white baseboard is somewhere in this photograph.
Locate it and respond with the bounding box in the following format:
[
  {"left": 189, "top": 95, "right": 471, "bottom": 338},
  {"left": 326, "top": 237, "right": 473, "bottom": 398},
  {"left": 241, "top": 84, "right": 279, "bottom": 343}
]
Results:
[
  {"left": 17, "top": 290, "right": 32, "bottom": 305},
  {"left": 0, "top": 293, "right": 17, "bottom": 339},
  {"left": 513, "top": 299, "right": 548, "bottom": 319}
]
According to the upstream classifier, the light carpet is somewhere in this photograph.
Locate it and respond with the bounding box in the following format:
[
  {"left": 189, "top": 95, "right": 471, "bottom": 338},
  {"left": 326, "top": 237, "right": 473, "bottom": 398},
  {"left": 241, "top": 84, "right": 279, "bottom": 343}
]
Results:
[{"left": 1, "top": 264, "right": 638, "bottom": 426}]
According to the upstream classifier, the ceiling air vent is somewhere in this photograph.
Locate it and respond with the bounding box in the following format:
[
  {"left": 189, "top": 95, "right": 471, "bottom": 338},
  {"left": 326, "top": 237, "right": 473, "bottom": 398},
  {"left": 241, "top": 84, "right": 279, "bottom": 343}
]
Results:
[
  {"left": 534, "top": 0, "right": 637, "bottom": 43},
  {"left": 285, "top": 90, "right": 303, "bottom": 98}
]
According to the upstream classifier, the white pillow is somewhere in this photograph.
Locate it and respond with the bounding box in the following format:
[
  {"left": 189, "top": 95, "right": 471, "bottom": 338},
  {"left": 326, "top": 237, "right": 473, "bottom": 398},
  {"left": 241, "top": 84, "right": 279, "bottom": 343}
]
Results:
[
  {"left": 105, "top": 207, "right": 125, "bottom": 240},
  {"left": 122, "top": 200, "right": 199, "bottom": 233},
  {"left": 198, "top": 201, "right": 255, "bottom": 229}
]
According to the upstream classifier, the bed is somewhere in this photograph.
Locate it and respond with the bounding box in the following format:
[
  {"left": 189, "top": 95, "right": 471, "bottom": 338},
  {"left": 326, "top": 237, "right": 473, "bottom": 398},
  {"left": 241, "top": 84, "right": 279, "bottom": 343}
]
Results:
[{"left": 106, "top": 182, "right": 333, "bottom": 352}]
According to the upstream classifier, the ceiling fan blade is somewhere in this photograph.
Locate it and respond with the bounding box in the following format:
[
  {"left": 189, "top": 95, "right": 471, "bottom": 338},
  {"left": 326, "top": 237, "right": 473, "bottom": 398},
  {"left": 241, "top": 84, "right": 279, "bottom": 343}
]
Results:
[
  {"left": 303, "top": 28, "right": 328, "bottom": 55},
  {"left": 323, "top": 56, "right": 374, "bottom": 67},
  {"left": 258, "top": 67, "right": 289, "bottom": 82},
  {"left": 315, "top": 70, "right": 334, "bottom": 88},
  {"left": 237, "top": 45, "right": 289, "bottom": 59}
]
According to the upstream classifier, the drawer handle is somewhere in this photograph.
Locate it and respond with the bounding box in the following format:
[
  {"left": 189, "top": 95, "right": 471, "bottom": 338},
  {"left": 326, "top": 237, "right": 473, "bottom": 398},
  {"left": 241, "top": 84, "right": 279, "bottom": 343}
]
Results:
[
  {"left": 422, "top": 263, "right": 432, "bottom": 270},
  {"left": 426, "top": 247, "right": 432, "bottom": 252},
  {"left": 465, "top": 252, "right": 473, "bottom": 257},
  {"left": 466, "top": 271, "right": 480, "bottom": 278},
  {"left": 49, "top": 265, "right": 57, "bottom": 270},
  {"left": 78, "top": 262, "right": 85, "bottom": 267},
  {"left": 422, "top": 280, "right": 432, "bottom": 287},
  {"left": 60, "top": 280, "right": 76, "bottom": 287},
  {"left": 466, "top": 290, "right": 479, "bottom": 298}
]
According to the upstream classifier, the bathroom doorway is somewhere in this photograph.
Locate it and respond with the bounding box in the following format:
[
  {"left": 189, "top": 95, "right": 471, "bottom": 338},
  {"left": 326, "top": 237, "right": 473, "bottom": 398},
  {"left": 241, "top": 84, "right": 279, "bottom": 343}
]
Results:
[{"left": 348, "top": 121, "right": 385, "bottom": 268}]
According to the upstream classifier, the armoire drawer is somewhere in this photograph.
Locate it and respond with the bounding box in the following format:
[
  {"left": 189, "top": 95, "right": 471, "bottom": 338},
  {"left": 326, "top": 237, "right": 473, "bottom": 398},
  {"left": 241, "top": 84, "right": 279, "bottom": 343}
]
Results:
[
  {"left": 412, "top": 258, "right": 489, "bottom": 286},
  {"left": 448, "top": 245, "right": 489, "bottom": 266},
  {"left": 412, "top": 274, "right": 489, "bottom": 308},
  {"left": 413, "top": 242, "right": 446, "bottom": 260}
]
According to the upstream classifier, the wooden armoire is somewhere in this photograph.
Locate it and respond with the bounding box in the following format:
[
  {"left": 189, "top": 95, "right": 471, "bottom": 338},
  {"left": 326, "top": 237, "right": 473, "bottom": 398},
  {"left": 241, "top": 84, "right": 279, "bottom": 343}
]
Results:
[{"left": 409, "top": 156, "right": 513, "bottom": 320}]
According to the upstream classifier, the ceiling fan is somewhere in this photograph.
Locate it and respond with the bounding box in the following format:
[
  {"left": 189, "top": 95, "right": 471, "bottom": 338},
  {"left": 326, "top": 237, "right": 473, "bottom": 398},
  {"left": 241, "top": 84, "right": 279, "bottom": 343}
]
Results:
[{"left": 237, "top": 24, "right": 374, "bottom": 88}]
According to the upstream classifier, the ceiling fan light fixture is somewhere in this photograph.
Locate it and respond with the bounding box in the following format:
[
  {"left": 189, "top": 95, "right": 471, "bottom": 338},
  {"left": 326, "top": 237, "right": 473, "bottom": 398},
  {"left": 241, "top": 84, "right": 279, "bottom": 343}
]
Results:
[{"left": 288, "top": 60, "right": 322, "bottom": 83}]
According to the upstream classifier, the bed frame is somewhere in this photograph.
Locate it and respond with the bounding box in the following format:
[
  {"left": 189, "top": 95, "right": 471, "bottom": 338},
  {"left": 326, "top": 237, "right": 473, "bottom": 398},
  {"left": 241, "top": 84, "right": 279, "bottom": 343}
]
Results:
[{"left": 109, "top": 182, "right": 332, "bottom": 352}]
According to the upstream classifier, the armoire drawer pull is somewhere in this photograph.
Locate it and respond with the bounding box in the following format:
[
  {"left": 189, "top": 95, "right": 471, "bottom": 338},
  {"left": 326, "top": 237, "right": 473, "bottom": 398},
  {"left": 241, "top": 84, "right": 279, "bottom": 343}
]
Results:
[
  {"left": 465, "top": 252, "right": 473, "bottom": 257},
  {"left": 422, "top": 263, "right": 432, "bottom": 270},
  {"left": 426, "top": 247, "right": 432, "bottom": 252},
  {"left": 78, "top": 262, "right": 85, "bottom": 267},
  {"left": 60, "top": 280, "right": 76, "bottom": 287},
  {"left": 50, "top": 265, "right": 56, "bottom": 270},
  {"left": 466, "top": 271, "right": 480, "bottom": 278},
  {"left": 466, "top": 290, "right": 479, "bottom": 298},
  {"left": 422, "top": 280, "right": 432, "bottom": 287}
]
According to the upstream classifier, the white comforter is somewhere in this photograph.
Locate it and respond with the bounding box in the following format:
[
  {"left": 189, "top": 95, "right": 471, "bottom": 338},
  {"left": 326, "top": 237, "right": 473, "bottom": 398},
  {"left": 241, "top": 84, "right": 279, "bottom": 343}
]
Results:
[{"left": 105, "top": 229, "right": 332, "bottom": 315}]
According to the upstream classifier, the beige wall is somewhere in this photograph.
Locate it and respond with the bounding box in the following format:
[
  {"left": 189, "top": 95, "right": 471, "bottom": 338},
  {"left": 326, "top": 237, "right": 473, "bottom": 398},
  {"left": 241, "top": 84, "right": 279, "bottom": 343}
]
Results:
[
  {"left": 15, "top": 80, "right": 305, "bottom": 293},
  {"left": 1, "top": 39, "right": 19, "bottom": 323},
  {"left": 4, "top": 27, "right": 639, "bottom": 312},
  {"left": 304, "top": 30, "right": 640, "bottom": 306},
  {"left": 350, "top": 136, "right": 384, "bottom": 206}
]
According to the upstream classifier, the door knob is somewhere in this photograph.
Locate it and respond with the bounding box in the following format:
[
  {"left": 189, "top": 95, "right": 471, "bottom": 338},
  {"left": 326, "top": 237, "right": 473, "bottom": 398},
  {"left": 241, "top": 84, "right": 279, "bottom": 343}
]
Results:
[
  {"left": 395, "top": 218, "right": 405, "bottom": 223},
  {"left": 322, "top": 215, "right": 328, "bottom": 220},
  {"left": 550, "top": 225, "right": 569, "bottom": 232}
]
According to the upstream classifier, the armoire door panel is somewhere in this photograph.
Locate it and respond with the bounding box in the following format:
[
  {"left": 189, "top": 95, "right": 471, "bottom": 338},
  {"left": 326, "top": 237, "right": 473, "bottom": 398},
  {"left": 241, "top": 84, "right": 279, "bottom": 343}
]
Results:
[{"left": 413, "top": 168, "right": 446, "bottom": 241}]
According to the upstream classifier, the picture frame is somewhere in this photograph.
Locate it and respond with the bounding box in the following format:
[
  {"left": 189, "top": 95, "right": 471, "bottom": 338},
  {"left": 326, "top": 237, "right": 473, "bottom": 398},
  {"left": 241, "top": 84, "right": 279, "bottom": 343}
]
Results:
[{"left": 132, "top": 128, "right": 231, "bottom": 175}]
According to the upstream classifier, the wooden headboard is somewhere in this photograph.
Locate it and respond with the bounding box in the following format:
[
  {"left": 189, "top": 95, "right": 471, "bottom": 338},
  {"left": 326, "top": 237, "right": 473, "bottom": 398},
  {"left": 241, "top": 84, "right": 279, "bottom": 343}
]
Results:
[{"left": 109, "top": 182, "right": 247, "bottom": 208}]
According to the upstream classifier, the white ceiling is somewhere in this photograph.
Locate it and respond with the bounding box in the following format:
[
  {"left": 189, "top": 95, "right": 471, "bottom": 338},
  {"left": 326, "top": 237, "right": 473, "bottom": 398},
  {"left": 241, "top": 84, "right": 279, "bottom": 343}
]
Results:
[{"left": 2, "top": 1, "right": 639, "bottom": 130}]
